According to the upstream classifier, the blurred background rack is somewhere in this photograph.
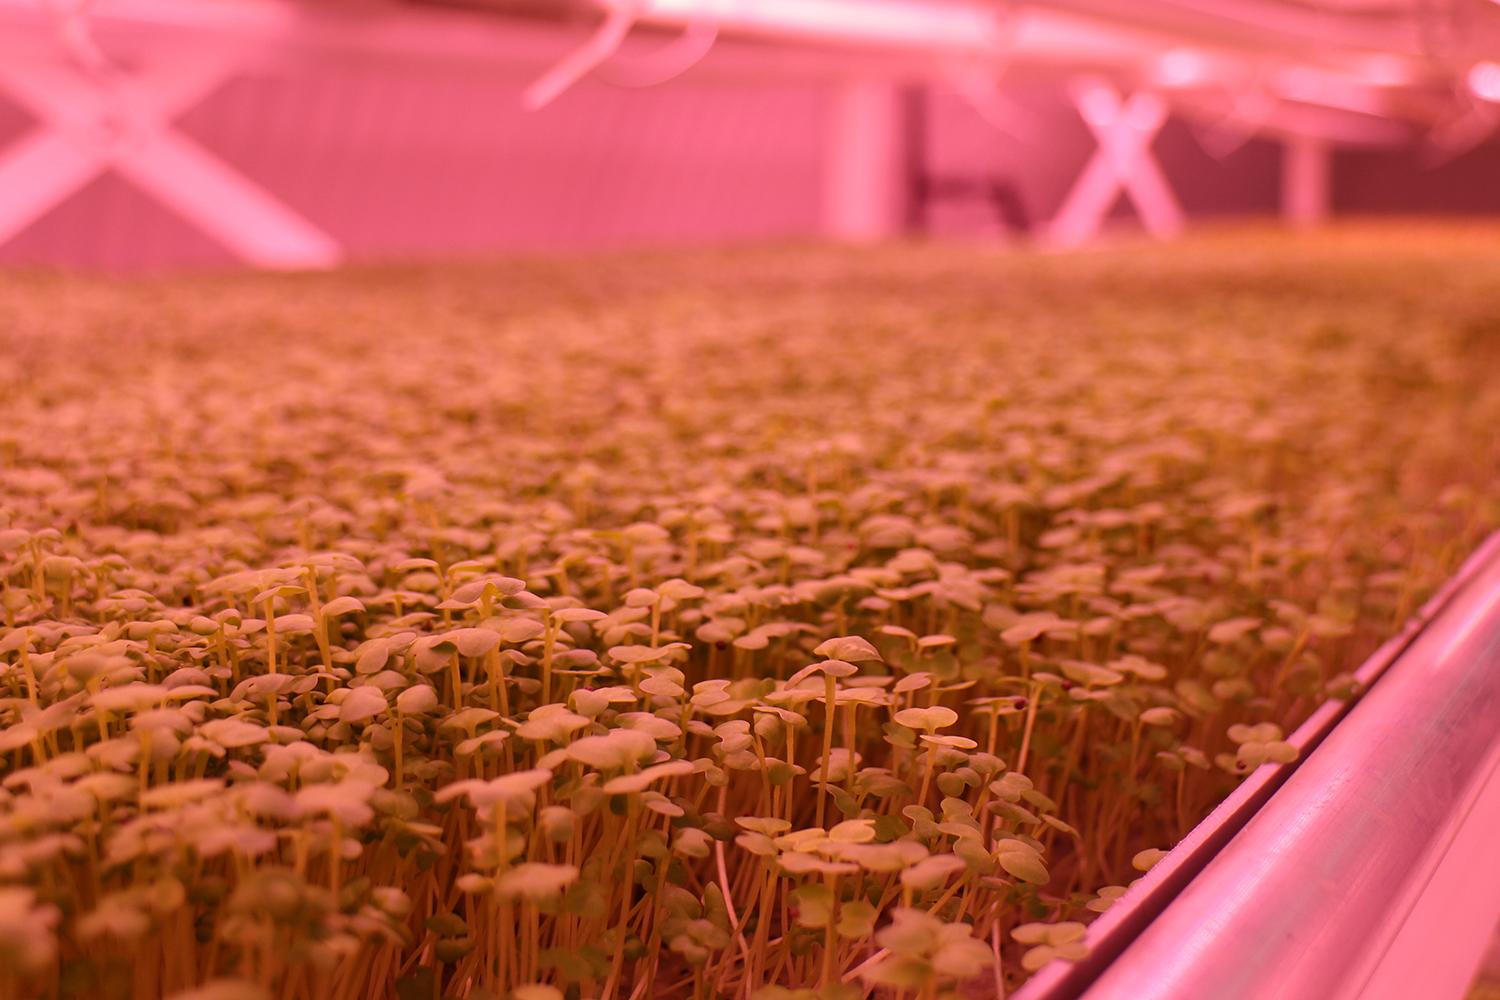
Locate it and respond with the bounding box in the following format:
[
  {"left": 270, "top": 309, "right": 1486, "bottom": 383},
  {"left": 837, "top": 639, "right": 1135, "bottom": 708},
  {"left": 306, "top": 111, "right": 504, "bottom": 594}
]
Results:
[{"left": 2, "top": 0, "right": 1500, "bottom": 270}]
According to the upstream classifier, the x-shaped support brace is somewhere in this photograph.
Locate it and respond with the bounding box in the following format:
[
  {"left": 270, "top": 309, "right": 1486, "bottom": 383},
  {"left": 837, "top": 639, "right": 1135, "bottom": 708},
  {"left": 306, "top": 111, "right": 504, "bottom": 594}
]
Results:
[
  {"left": 1045, "top": 79, "right": 1184, "bottom": 248},
  {"left": 0, "top": 49, "right": 339, "bottom": 268}
]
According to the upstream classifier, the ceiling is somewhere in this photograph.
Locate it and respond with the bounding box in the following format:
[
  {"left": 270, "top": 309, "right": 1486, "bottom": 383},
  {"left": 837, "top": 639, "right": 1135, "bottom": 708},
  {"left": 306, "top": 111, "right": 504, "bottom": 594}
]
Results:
[{"left": 413, "top": 0, "right": 1500, "bottom": 145}]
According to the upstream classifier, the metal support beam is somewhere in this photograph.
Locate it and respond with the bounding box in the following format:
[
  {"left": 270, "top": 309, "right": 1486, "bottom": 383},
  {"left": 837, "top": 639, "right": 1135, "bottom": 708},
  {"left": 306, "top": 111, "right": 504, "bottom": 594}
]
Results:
[{"left": 1045, "top": 79, "right": 1183, "bottom": 247}]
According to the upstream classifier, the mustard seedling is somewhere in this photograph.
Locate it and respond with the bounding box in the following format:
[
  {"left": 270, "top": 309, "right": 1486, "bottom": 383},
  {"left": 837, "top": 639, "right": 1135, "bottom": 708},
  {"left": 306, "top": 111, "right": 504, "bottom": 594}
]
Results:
[{"left": 0, "top": 232, "right": 1493, "bottom": 998}]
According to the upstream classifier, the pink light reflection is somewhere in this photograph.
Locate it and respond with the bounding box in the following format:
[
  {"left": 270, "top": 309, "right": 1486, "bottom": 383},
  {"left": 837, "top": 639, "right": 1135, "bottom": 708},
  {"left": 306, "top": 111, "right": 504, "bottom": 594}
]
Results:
[
  {"left": 1155, "top": 48, "right": 1213, "bottom": 89},
  {"left": 1468, "top": 62, "right": 1500, "bottom": 103}
]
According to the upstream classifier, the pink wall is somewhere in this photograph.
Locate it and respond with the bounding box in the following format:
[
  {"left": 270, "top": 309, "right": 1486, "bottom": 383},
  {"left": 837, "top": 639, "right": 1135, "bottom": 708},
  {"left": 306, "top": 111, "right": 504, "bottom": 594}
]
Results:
[
  {"left": 0, "top": 60, "right": 830, "bottom": 271},
  {"left": 0, "top": 61, "right": 1280, "bottom": 271}
]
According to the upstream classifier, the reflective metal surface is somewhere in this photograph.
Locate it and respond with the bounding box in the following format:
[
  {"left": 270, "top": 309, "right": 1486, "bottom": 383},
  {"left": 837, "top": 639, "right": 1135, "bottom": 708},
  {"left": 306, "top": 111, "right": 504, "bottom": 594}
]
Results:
[{"left": 1078, "top": 532, "right": 1500, "bottom": 1000}]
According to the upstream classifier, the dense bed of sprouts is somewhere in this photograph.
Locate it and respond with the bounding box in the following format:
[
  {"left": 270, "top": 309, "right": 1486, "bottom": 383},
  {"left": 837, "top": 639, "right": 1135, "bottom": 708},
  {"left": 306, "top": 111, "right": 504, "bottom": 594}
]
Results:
[{"left": 0, "top": 226, "right": 1497, "bottom": 1000}]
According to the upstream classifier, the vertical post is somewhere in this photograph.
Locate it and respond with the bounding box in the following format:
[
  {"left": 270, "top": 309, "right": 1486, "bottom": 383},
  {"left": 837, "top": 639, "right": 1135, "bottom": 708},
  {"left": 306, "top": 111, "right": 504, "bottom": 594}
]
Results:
[
  {"left": 1281, "top": 135, "right": 1331, "bottom": 228},
  {"left": 823, "top": 78, "right": 904, "bottom": 243},
  {"left": 900, "top": 85, "right": 927, "bottom": 236}
]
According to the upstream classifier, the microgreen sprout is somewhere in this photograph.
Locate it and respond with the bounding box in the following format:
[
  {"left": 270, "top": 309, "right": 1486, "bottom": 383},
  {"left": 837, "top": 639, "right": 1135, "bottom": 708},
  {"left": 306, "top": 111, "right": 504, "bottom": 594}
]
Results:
[{"left": 0, "top": 234, "right": 1493, "bottom": 998}]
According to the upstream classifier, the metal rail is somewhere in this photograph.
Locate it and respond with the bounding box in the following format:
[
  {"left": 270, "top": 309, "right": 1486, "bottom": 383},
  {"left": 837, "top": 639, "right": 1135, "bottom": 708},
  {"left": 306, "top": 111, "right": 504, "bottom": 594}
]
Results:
[{"left": 1018, "top": 530, "right": 1500, "bottom": 1000}]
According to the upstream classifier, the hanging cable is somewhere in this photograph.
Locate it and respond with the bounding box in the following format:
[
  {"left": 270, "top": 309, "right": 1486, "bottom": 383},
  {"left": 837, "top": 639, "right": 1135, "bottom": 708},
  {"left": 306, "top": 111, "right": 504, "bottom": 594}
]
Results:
[
  {"left": 522, "top": 0, "right": 643, "bottom": 110},
  {"left": 598, "top": 16, "right": 719, "bottom": 89}
]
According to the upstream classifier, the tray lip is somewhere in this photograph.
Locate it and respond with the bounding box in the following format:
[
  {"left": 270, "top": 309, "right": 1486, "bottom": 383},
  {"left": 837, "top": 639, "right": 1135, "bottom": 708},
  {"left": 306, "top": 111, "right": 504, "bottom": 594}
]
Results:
[{"left": 1013, "top": 529, "right": 1500, "bottom": 1000}]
